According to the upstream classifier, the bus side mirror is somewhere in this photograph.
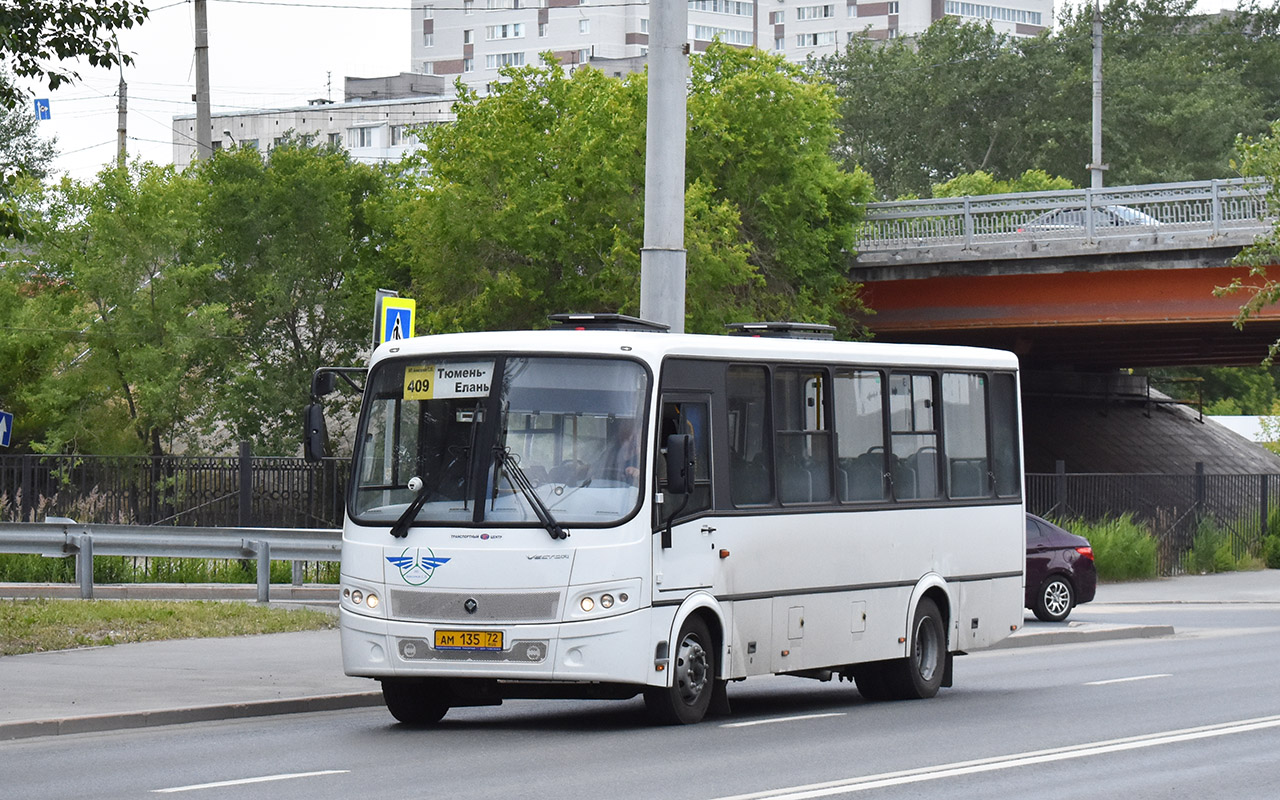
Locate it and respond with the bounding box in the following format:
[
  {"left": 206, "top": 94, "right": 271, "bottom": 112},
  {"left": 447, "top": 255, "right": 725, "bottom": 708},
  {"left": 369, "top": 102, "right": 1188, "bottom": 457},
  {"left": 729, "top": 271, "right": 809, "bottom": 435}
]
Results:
[
  {"left": 311, "top": 370, "right": 338, "bottom": 397},
  {"left": 303, "top": 403, "right": 328, "bottom": 462},
  {"left": 664, "top": 433, "right": 694, "bottom": 495}
]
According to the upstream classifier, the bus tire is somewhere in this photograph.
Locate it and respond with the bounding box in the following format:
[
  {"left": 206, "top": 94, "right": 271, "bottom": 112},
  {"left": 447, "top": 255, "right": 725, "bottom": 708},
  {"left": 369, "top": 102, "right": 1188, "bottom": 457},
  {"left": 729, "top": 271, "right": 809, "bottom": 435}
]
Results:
[
  {"left": 850, "top": 663, "right": 892, "bottom": 702},
  {"left": 645, "top": 615, "right": 715, "bottom": 724},
  {"left": 381, "top": 678, "right": 451, "bottom": 724},
  {"left": 886, "top": 598, "right": 946, "bottom": 700}
]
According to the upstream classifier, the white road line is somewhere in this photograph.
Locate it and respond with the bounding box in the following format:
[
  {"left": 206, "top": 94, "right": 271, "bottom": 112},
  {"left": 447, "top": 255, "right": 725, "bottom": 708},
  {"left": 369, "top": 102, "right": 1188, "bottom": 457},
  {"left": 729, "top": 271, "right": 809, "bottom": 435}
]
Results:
[
  {"left": 722, "top": 713, "right": 848, "bottom": 728},
  {"left": 1085, "top": 673, "right": 1173, "bottom": 686},
  {"left": 707, "top": 714, "right": 1280, "bottom": 800},
  {"left": 152, "top": 770, "right": 349, "bottom": 793}
]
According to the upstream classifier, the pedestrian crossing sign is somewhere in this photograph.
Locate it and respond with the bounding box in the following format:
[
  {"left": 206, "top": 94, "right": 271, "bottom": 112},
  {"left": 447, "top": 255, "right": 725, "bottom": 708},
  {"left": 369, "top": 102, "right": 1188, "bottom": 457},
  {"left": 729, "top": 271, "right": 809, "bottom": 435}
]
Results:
[{"left": 381, "top": 297, "right": 416, "bottom": 344}]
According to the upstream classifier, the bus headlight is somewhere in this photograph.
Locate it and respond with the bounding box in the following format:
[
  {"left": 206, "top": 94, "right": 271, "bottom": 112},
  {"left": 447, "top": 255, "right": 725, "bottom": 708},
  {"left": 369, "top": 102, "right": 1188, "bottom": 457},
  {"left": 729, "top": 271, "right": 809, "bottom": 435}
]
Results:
[
  {"left": 342, "top": 583, "right": 384, "bottom": 617},
  {"left": 569, "top": 580, "right": 641, "bottom": 620}
]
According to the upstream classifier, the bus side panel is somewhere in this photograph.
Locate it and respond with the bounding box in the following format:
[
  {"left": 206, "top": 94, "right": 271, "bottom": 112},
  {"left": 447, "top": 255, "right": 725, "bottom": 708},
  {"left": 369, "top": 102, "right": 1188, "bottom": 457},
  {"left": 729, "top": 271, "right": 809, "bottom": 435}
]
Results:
[
  {"left": 957, "top": 575, "right": 1024, "bottom": 650},
  {"left": 726, "top": 598, "right": 773, "bottom": 677}
]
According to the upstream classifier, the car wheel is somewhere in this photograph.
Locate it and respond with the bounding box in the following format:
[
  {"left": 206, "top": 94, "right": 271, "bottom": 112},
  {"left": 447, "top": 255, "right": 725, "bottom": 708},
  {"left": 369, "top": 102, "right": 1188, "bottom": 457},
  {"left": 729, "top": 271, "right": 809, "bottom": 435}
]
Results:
[
  {"left": 645, "top": 615, "right": 715, "bottom": 724},
  {"left": 381, "top": 678, "right": 450, "bottom": 724},
  {"left": 1034, "top": 575, "right": 1075, "bottom": 622}
]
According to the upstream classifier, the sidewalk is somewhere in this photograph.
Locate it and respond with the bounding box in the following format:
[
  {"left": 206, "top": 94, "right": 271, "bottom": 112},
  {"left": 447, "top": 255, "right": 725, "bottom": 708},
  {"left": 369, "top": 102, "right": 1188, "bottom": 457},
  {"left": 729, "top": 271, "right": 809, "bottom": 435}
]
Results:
[{"left": 2, "top": 570, "right": 1277, "bottom": 741}]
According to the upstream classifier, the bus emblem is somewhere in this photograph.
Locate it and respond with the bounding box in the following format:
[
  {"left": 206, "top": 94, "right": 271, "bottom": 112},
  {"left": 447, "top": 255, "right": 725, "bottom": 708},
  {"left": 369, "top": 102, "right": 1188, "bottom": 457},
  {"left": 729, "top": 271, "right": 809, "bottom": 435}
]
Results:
[{"left": 387, "top": 548, "right": 451, "bottom": 586}]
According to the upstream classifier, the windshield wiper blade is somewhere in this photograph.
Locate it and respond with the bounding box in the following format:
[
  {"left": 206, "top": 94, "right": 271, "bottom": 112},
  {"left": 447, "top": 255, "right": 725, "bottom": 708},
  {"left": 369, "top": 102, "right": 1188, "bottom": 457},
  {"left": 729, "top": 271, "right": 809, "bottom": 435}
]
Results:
[
  {"left": 390, "top": 478, "right": 431, "bottom": 539},
  {"left": 495, "top": 448, "right": 569, "bottom": 540}
]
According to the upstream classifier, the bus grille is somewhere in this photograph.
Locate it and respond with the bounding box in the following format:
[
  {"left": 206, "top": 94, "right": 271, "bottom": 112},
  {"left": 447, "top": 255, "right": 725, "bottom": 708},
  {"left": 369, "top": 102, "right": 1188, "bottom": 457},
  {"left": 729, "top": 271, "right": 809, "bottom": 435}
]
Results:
[{"left": 390, "top": 589, "right": 562, "bottom": 622}]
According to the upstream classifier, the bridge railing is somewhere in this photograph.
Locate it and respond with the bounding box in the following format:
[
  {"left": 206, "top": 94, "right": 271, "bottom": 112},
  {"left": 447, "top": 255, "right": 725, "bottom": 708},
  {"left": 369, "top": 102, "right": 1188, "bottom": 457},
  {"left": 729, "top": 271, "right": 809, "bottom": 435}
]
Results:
[{"left": 856, "top": 178, "right": 1270, "bottom": 253}]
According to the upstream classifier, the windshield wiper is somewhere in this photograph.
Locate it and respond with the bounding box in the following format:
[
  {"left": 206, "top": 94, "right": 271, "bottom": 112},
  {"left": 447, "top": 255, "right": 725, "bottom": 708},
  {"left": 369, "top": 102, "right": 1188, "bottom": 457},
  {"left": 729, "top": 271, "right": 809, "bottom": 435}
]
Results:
[
  {"left": 389, "top": 449, "right": 466, "bottom": 539},
  {"left": 390, "top": 476, "right": 431, "bottom": 539},
  {"left": 494, "top": 447, "right": 569, "bottom": 540}
]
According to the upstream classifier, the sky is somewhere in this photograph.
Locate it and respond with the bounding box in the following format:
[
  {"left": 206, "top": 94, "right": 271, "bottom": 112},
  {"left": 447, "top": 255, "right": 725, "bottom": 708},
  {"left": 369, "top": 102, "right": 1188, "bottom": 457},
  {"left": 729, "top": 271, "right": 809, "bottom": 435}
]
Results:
[
  {"left": 22, "top": 0, "right": 1242, "bottom": 181},
  {"left": 24, "top": 0, "right": 412, "bottom": 179}
]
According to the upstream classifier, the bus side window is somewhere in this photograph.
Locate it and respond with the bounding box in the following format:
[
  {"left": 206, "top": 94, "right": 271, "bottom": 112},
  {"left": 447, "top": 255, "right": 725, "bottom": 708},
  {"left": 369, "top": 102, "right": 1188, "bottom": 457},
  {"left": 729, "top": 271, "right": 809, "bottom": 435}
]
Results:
[
  {"left": 990, "top": 372, "right": 1021, "bottom": 497},
  {"left": 774, "top": 368, "right": 833, "bottom": 504},
  {"left": 658, "top": 400, "right": 711, "bottom": 516},
  {"left": 888, "top": 373, "right": 940, "bottom": 500},
  {"left": 942, "top": 372, "right": 990, "bottom": 498},
  {"left": 727, "top": 366, "right": 773, "bottom": 505},
  {"left": 833, "top": 369, "right": 887, "bottom": 502}
]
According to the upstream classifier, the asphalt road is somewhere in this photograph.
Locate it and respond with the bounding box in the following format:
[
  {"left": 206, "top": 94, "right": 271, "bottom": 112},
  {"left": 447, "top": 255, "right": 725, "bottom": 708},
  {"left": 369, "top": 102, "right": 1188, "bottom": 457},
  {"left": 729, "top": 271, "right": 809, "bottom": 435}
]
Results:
[{"left": 3, "top": 601, "right": 1278, "bottom": 800}]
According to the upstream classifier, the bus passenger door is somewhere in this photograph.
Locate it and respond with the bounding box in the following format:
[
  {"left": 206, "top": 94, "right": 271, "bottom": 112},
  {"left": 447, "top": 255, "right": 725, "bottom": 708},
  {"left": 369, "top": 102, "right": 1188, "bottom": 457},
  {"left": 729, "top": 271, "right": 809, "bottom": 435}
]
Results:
[{"left": 653, "top": 396, "right": 717, "bottom": 595}]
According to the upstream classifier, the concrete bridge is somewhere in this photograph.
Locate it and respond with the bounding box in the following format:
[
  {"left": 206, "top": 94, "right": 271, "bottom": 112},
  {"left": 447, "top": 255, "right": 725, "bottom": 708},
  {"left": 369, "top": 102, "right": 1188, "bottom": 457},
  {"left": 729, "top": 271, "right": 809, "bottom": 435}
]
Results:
[{"left": 851, "top": 179, "right": 1280, "bottom": 369}]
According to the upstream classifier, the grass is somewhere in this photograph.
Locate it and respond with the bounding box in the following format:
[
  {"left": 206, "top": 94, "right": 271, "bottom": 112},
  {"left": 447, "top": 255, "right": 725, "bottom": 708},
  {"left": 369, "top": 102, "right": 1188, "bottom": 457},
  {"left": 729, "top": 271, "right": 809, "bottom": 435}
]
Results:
[
  {"left": 0, "top": 598, "right": 337, "bottom": 656},
  {"left": 0, "top": 554, "right": 340, "bottom": 584}
]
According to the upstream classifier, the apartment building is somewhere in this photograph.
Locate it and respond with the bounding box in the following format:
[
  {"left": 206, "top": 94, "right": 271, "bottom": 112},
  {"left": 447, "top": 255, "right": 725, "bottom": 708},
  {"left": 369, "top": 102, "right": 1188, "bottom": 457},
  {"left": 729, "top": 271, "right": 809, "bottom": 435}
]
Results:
[
  {"left": 171, "top": 74, "right": 455, "bottom": 170},
  {"left": 412, "top": 0, "right": 1052, "bottom": 92}
]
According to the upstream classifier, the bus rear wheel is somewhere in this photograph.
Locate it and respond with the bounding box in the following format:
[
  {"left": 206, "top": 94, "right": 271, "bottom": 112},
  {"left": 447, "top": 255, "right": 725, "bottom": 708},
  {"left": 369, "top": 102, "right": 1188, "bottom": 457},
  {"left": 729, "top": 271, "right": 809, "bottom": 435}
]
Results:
[
  {"left": 381, "top": 678, "right": 451, "bottom": 724},
  {"left": 885, "top": 598, "right": 946, "bottom": 700},
  {"left": 645, "top": 616, "right": 715, "bottom": 725}
]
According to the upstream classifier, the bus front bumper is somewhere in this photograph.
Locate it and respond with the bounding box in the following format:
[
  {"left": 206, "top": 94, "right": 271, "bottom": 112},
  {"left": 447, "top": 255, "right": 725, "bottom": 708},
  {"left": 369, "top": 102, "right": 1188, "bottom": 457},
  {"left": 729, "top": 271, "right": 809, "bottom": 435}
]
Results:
[{"left": 340, "top": 606, "right": 658, "bottom": 687}]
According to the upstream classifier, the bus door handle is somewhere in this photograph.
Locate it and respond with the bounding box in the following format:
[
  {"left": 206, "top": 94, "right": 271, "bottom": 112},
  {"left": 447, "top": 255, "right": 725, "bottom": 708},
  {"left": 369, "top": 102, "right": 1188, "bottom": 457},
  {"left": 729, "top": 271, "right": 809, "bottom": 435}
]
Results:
[{"left": 700, "top": 525, "right": 716, "bottom": 535}]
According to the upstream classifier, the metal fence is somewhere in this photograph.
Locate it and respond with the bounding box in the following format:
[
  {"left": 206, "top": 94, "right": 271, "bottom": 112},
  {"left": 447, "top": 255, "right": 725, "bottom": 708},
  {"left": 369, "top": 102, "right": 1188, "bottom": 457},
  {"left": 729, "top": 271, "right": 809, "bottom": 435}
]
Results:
[
  {"left": 855, "top": 178, "right": 1269, "bottom": 254},
  {"left": 1027, "top": 464, "right": 1280, "bottom": 575},
  {"left": 3, "top": 452, "right": 1274, "bottom": 579},
  {"left": 0, "top": 520, "right": 341, "bottom": 601},
  {"left": 0, "top": 449, "right": 347, "bottom": 529}
]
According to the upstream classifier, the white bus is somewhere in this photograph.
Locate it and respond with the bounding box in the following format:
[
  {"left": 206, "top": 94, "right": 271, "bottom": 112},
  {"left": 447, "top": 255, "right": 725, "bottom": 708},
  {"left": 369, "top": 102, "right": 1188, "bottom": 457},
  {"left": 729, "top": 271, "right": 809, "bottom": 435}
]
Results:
[{"left": 312, "top": 314, "right": 1024, "bottom": 725}]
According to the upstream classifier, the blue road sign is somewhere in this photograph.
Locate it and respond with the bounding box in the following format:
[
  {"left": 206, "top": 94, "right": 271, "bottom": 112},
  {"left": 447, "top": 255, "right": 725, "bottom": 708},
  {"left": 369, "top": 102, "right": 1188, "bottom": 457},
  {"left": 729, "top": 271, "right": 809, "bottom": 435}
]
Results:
[
  {"left": 0, "top": 410, "right": 12, "bottom": 447},
  {"left": 34, "top": 99, "right": 50, "bottom": 120},
  {"left": 381, "top": 298, "right": 416, "bottom": 344}
]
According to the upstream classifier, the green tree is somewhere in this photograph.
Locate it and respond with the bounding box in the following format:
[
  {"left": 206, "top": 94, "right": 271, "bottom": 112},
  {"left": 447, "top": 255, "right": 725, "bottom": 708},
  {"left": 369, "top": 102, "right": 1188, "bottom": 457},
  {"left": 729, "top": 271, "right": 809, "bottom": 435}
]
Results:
[
  {"left": 398, "top": 45, "right": 872, "bottom": 336},
  {"left": 818, "top": 1, "right": 1280, "bottom": 198},
  {"left": 931, "top": 169, "right": 1075, "bottom": 197},
  {"left": 1220, "top": 119, "right": 1280, "bottom": 362},
  {"left": 819, "top": 18, "right": 1046, "bottom": 199},
  {"left": 6, "top": 163, "right": 232, "bottom": 455},
  {"left": 0, "top": 0, "right": 148, "bottom": 109},
  {"left": 687, "top": 44, "right": 875, "bottom": 333},
  {"left": 0, "top": 2, "right": 148, "bottom": 238},
  {"left": 189, "top": 136, "right": 399, "bottom": 453}
]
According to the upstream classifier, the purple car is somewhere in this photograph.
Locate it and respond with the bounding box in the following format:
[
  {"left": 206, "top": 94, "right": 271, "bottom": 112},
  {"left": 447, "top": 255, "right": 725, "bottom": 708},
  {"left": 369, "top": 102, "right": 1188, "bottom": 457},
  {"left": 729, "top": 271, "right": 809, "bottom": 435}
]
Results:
[{"left": 1025, "top": 513, "right": 1097, "bottom": 622}]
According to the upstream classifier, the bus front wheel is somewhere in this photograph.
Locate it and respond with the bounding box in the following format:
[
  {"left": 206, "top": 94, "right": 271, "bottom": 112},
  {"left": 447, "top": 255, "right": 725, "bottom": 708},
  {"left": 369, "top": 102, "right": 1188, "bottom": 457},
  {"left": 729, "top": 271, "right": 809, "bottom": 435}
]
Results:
[
  {"left": 645, "top": 616, "right": 715, "bottom": 725},
  {"left": 381, "top": 678, "right": 451, "bottom": 724}
]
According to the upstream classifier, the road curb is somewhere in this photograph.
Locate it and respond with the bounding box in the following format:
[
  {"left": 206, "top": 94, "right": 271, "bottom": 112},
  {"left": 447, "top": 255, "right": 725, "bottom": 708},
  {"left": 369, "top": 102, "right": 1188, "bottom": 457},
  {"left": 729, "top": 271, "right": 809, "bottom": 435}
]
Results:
[
  {"left": 992, "top": 624, "right": 1176, "bottom": 650},
  {"left": 0, "top": 691, "right": 384, "bottom": 742}
]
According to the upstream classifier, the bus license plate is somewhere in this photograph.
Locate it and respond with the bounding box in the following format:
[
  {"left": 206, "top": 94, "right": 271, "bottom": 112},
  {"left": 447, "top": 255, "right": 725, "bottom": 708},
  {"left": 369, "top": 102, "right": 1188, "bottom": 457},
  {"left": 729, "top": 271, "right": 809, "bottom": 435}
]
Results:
[{"left": 434, "top": 629, "right": 504, "bottom": 651}]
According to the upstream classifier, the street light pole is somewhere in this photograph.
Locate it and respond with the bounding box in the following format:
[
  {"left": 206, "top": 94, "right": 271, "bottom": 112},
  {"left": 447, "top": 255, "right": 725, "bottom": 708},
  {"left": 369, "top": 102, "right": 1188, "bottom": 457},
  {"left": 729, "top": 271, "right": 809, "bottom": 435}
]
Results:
[
  {"left": 638, "top": 0, "right": 689, "bottom": 333},
  {"left": 1088, "top": 0, "right": 1107, "bottom": 189}
]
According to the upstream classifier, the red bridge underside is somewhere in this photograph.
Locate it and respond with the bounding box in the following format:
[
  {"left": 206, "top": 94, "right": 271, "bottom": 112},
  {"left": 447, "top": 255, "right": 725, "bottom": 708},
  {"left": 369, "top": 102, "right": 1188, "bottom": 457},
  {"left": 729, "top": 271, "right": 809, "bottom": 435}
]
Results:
[{"left": 858, "top": 266, "right": 1280, "bottom": 368}]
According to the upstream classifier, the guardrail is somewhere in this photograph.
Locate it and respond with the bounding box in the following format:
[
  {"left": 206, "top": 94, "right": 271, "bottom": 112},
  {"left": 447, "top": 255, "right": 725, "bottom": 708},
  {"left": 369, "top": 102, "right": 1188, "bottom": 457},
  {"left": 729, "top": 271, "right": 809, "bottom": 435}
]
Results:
[
  {"left": 0, "top": 519, "right": 341, "bottom": 602},
  {"left": 855, "top": 178, "right": 1271, "bottom": 262}
]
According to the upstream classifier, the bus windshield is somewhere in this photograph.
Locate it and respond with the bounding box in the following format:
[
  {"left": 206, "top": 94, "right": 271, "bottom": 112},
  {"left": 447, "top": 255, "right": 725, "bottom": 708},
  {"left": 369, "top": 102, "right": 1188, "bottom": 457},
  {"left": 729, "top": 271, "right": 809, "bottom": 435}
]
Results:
[{"left": 351, "top": 354, "right": 649, "bottom": 530}]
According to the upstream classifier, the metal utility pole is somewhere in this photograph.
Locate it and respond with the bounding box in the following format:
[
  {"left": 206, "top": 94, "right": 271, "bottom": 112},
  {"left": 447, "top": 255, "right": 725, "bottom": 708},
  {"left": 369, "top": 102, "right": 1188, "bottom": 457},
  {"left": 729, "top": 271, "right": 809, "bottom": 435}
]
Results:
[
  {"left": 193, "top": 0, "right": 213, "bottom": 160},
  {"left": 638, "top": 0, "right": 689, "bottom": 333},
  {"left": 1088, "top": 0, "right": 1106, "bottom": 189}
]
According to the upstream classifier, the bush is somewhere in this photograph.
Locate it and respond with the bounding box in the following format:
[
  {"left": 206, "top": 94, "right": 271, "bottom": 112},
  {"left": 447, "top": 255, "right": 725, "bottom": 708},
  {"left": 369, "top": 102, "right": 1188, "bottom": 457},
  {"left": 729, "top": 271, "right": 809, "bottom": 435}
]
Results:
[
  {"left": 1060, "top": 514, "right": 1157, "bottom": 581},
  {"left": 1265, "top": 534, "right": 1280, "bottom": 569},
  {"left": 1181, "top": 518, "right": 1265, "bottom": 574}
]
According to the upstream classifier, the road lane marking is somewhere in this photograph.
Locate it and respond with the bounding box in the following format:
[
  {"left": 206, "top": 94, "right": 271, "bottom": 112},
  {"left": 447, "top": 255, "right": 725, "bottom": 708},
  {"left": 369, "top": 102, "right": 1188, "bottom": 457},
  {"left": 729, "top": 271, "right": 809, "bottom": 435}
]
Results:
[
  {"left": 152, "top": 770, "right": 349, "bottom": 793},
  {"left": 706, "top": 714, "right": 1280, "bottom": 800},
  {"left": 722, "top": 713, "right": 848, "bottom": 728},
  {"left": 1085, "top": 673, "right": 1173, "bottom": 686}
]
